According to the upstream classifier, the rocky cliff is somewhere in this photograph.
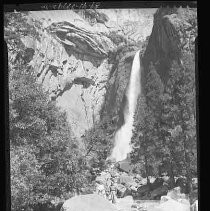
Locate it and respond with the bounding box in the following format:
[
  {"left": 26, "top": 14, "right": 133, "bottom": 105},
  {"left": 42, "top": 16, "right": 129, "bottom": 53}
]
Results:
[
  {"left": 10, "top": 9, "right": 156, "bottom": 138},
  {"left": 142, "top": 7, "right": 197, "bottom": 85},
  {"left": 6, "top": 8, "right": 197, "bottom": 139}
]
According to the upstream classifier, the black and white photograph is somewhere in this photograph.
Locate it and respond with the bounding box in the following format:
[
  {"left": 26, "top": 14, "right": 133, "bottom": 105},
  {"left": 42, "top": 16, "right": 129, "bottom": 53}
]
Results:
[{"left": 4, "top": 2, "right": 198, "bottom": 211}]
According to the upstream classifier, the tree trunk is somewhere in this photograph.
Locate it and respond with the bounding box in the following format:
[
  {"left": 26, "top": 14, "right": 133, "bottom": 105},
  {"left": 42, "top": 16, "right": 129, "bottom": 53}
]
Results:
[
  {"left": 169, "top": 160, "right": 176, "bottom": 188},
  {"left": 180, "top": 108, "right": 194, "bottom": 194},
  {"left": 168, "top": 141, "right": 176, "bottom": 188},
  {"left": 145, "top": 155, "right": 151, "bottom": 186},
  {"left": 183, "top": 134, "right": 192, "bottom": 194}
]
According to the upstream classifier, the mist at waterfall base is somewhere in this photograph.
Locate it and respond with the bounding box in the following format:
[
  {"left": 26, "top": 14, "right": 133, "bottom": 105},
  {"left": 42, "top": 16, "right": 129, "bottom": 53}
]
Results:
[{"left": 109, "top": 50, "right": 141, "bottom": 162}]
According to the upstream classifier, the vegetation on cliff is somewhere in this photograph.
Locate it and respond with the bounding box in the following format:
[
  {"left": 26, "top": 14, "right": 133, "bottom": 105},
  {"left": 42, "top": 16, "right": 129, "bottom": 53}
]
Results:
[
  {"left": 6, "top": 12, "right": 94, "bottom": 211},
  {"left": 131, "top": 7, "right": 197, "bottom": 196}
]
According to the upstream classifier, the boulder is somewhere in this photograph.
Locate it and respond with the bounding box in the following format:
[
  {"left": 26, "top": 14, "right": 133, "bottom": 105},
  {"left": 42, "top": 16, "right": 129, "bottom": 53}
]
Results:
[
  {"left": 150, "top": 185, "right": 168, "bottom": 200},
  {"left": 118, "top": 174, "right": 135, "bottom": 186},
  {"left": 150, "top": 188, "right": 191, "bottom": 211},
  {"left": 148, "top": 198, "right": 190, "bottom": 211},
  {"left": 123, "top": 188, "right": 132, "bottom": 197},
  {"left": 136, "top": 184, "right": 151, "bottom": 198},
  {"left": 151, "top": 178, "right": 164, "bottom": 191},
  {"left": 167, "top": 187, "right": 187, "bottom": 201},
  {"left": 191, "top": 200, "right": 198, "bottom": 211},
  {"left": 117, "top": 160, "right": 132, "bottom": 173},
  {"left": 116, "top": 183, "right": 127, "bottom": 198},
  {"left": 61, "top": 194, "right": 118, "bottom": 211}
]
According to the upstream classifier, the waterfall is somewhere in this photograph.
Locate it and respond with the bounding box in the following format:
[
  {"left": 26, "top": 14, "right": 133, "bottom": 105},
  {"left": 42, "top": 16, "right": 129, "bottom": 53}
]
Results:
[{"left": 110, "top": 50, "right": 141, "bottom": 162}]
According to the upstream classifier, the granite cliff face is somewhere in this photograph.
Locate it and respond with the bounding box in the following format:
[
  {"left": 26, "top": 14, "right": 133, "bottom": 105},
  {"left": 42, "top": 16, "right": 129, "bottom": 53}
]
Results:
[
  {"left": 16, "top": 9, "right": 156, "bottom": 138},
  {"left": 6, "top": 8, "right": 197, "bottom": 139},
  {"left": 142, "top": 7, "right": 197, "bottom": 84}
]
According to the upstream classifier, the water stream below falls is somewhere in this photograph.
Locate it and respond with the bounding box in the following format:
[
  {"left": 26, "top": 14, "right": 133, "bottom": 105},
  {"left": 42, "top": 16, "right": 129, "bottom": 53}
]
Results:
[{"left": 110, "top": 50, "right": 141, "bottom": 162}]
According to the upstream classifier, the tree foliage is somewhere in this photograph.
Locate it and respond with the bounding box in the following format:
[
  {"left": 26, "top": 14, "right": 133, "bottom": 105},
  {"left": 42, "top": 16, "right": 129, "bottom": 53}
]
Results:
[
  {"left": 82, "top": 116, "right": 116, "bottom": 176},
  {"left": 131, "top": 63, "right": 164, "bottom": 182},
  {"left": 159, "top": 54, "right": 197, "bottom": 184},
  {"left": 131, "top": 53, "right": 197, "bottom": 193},
  {"left": 107, "top": 31, "right": 127, "bottom": 46},
  {"left": 6, "top": 11, "right": 92, "bottom": 211}
]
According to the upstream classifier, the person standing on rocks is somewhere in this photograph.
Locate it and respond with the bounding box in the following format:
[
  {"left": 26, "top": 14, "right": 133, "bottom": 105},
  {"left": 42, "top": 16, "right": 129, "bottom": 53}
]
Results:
[
  {"left": 105, "top": 179, "right": 111, "bottom": 200},
  {"left": 110, "top": 181, "right": 117, "bottom": 204}
]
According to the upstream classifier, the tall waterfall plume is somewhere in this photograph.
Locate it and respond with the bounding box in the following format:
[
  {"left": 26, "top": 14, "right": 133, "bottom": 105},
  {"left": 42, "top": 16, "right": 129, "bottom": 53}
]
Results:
[{"left": 110, "top": 50, "right": 141, "bottom": 162}]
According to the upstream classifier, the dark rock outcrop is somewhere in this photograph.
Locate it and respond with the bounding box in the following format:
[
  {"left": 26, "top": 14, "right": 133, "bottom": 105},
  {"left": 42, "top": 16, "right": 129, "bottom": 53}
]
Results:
[
  {"left": 150, "top": 185, "right": 168, "bottom": 200},
  {"left": 142, "top": 7, "right": 197, "bottom": 84},
  {"left": 116, "top": 183, "right": 127, "bottom": 198},
  {"left": 151, "top": 178, "right": 164, "bottom": 191},
  {"left": 136, "top": 184, "right": 151, "bottom": 198}
]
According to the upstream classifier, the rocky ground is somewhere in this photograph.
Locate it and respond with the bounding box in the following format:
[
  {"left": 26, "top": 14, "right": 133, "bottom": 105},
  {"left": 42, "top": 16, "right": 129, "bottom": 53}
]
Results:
[
  {"left": 90, "top": 162, "right": 198, "bottom": 211},
  {"left": 116, "top": 198, "right": 160, "bottom": 211},
  {"left": 95, "top": 163, "right": 196, "bottom": 198},
  {"left": 61, "top": 189, "right": 197, "bottom": 211}
]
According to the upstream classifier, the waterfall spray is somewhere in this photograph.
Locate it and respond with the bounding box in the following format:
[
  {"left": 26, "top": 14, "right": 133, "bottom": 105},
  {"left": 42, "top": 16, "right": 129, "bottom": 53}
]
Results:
[{"left": 110, "top": 50, "right": 141, "bottom": 162}]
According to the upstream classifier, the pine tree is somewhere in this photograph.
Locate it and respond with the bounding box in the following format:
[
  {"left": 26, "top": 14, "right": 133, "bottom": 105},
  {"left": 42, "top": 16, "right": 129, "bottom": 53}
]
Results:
[
  {"left": 145, "top": 62, "right": 164, "bottom": 115},
  {"left": 82, "top": 115, "right": 116, "bottom": 176},
  {"left": 131, "top": 62, "right": 164, "bottom": 183},
  {"left": 160, "top": 54, "right": 197, "bottom": 192},
  {"left": 131, "top": 96, "right": 159, "bottom": 184}
]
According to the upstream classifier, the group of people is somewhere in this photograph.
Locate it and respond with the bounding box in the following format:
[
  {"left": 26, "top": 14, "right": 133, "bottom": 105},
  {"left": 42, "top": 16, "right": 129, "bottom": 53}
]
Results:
[{"left": 95, "top": 179, "right": 117, "bottom": 204}]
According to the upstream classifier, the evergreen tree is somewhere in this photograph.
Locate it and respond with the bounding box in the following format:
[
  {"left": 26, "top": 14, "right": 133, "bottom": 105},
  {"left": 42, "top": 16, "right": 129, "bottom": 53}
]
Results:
[
  {"left": 82, "top": 116, "right": 116, "bottom": 176},
  {"left": 145, "top": 62, "right": 164, "bottom": 115},
  {"left": 6, "top": 11, "right": 92, "bottom": 211},
  {"left": 160, "top": 54, "right": 197, "bottom": 192},
  {"left": 131, "top": 95, "right": 160, "bottom": 184},
  {"left": 131, "top": 63, "right": 165, "bottom": 185},
  {"left": 131, "top": 56, "right": 197, "bottom": 193}
]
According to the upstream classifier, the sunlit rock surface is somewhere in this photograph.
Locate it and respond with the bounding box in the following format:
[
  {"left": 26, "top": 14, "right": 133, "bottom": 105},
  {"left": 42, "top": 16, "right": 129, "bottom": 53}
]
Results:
[
  {"left": 22, "top": 9, "right": 156, "bottom": 138},
  {"left": 61, "top": 194, "right": 118, "bottom": 211}
]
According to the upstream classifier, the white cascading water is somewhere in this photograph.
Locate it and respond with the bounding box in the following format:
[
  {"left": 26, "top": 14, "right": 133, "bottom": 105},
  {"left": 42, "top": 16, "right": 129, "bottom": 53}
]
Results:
[{"left": 110, "top": 50, "right": 141, "bottom": 162}]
